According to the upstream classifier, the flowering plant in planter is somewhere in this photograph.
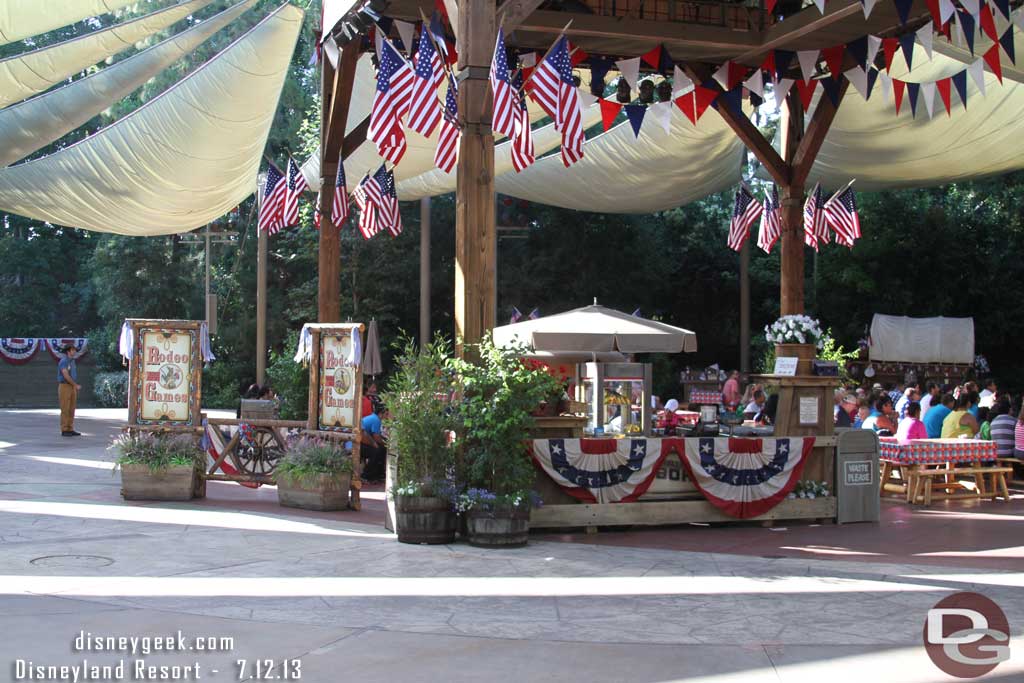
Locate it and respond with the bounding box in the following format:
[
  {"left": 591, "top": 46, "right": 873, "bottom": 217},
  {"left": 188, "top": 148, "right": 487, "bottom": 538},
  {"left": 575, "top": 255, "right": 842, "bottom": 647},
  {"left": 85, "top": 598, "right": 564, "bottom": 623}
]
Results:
[
  {"left": 787, "top": 480, "right": 831, "bottom": 499},
  {"left": 454, "top": 487, "right": 542, "bottom": 513},
  {"left": 764, "top": 315, "right": 826, "bottom": 349}
]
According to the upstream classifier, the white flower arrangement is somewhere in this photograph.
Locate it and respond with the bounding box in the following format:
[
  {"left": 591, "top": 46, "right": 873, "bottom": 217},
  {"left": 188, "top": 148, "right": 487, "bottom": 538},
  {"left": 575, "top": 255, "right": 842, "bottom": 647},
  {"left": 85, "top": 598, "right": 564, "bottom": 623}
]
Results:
[
  {"left": 787, "top": 480, "right": 831, "bottom": 499},
  {"left": 765, "top": 314, "right": 826, "bottom": 349}
]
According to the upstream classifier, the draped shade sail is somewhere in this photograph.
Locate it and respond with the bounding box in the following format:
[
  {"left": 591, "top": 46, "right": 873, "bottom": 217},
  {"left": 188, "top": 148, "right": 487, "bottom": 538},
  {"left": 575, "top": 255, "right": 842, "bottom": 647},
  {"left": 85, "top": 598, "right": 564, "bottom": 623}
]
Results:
[{"left": 0, "top": 0, "right": 139, "bottom": 46}]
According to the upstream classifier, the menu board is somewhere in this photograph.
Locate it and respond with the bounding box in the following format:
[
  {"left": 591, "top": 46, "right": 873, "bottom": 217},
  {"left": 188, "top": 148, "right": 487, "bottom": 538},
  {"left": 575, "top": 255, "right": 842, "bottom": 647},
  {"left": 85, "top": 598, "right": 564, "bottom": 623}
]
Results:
[
  {"left": 318, "top": 331, "right": 357, "bottom": 430},
  {"left": 132, "top": 326, "right": 198, "bottom": 426}
]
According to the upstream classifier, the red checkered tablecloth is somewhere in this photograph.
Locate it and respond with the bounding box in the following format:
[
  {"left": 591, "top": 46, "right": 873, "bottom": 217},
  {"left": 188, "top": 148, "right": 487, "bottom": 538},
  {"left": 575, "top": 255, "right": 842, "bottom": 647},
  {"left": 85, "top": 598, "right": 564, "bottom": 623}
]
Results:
[
  {"left": 689, "top": 389, "right": 721, "bottom": 404},
  {"left": 879, "top": 437, "right": 997, "bottom": 464}
]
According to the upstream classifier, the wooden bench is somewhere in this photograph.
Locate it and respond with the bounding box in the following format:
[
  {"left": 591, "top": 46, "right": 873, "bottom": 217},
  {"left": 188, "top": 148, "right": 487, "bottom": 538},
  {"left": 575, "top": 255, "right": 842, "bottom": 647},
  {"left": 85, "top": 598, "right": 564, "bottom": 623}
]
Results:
[
  {"left": 907, "top": 465, "right": 1013, "bottom": 505},
  {"left": 997, "top": 457, "right": 1024, "bottom": 487},
  {"left": 880, "top": 460, "right": 913, "bottom": 499}
]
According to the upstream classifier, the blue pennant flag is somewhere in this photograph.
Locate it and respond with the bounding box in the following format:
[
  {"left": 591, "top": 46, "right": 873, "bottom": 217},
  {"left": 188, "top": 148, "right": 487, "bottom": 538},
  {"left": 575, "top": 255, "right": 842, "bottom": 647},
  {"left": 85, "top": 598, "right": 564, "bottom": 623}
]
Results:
[
  {"left": 960, "top": 11, "right": 977, "bottom": 55},
  {"left": 624, "top": 104, "right": 646, "bottom": 137},
  {"left": 865, "top": 68, "right": 879, "bottom": 100},
  {"left": 720, "top": 85, "right": 744, "bottom": 113},
  {"left": 774, "top": 50, "right": 795, "bottom": 79},
  {"left": 847, "top": 36, "right": 869, "bottom": 70},
  {"left": 952, "top": 69, "right": 968, "bottom": 109},
  {"left": 907, "top": 81, "right": 920, "bottom": 118},
  {"left": 899, "top": 33, "right": 916, "bottom": 70},
  {"left": 589, "top": 56, "right": 615, "bottom": 93},
  {"left": 820, "top": 77, "right": 841, "bottom": 106},
  {"left": 993, "top": 0, "right": 1010, "bottom": 19},
  {"left": 632, "top": 308, "right": 642, "bottom": 317},
  {"left": 1000, "top": 28, "right": 1016, "bottom": 65},
  {"left": 893, "top": 0, "right": 913, "bottom": 24}
]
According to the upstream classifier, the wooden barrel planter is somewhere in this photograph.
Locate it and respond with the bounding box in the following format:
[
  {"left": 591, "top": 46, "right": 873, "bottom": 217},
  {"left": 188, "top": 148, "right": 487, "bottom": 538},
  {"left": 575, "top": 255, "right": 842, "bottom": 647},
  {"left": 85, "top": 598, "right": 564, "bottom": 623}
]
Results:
[
  {"left": 120, "top": 464, "right": 197, "bottom": 501},
  {"left": 465, "top": 505, "right": 530, "bottom": 548},
  {"left": 395, "top": 495, "right": 456, "bottom": 544},
  {"left": 277, "top": 473, "right": 351, "bottom": 511}
]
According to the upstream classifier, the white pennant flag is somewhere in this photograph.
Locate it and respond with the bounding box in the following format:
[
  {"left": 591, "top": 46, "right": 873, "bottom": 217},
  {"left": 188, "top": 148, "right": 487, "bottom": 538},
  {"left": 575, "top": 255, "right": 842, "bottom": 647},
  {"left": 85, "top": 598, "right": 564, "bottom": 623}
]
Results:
[
  {"left": 961, "top": 0, "right": 980, "bottom": 19},
  {"left": 797, "top": 50, "right": 819, "bottom": 82},
  {"left": 323, "top": 35, "right": 340, "bottom": 69},
  {"left": 520, "top": 52, "right": 537, "bottom": 68},
  {"left": 1014, "top": 9, "right": 1024, "bottom": 32},
  {"left": 917, "top": 24, "right": 934, "bottom": 59},
  {"left": 862, "top": 0, "right": 879, "bottom": 18},
  {"left": 374, "top": 25, "right": 384, "bottom": 59},
  {"left": 813, "top": 0, "right": 826, "bottom": 13},
  {"left": 920, "top": 81, "right": 937, "bottom": 118},
  {"left": 939, "top": 0, "right": 956, "bottom": 24},
  {"left": 867, "top": 35, "right": 883, "bottom": 69},
  {"left": 648, "top": 101, "right": 673, "bottom": 134},
  {"left": 673, "top": 65, "right": 693, "bottom": 96},
  {"left": 394, "top": 20, "right": 415, "bottom": 56},
  {"left": 968, "top": 58, "right": 987, "bottom": 94},
  {"left": 578, "top": 91, "right": 598, "bottom": 107},
  {"left": 844, "top": 66, "right": 870, "bottom": 99},
  {"left": 713, "top": 61, "right": 733, "bottom": 90},
  {"left": 616, "top": 57, "right": 641, "bottom": 91},
  {"left": 744, "top": 69, "right": 764, "bottom": 97},
  {"left": 772, "top": 77, "right": 795, "bottom": 111},
  {"left": 879, "top": 72, "right": 892, "bottom": 103}
]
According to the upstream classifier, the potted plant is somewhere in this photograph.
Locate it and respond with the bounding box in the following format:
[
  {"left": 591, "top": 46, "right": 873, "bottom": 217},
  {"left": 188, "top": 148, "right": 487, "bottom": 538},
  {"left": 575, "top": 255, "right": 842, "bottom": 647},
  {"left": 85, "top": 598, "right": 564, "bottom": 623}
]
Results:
[
  {"left": 764, "top": 314, "right": 826, "bottom": 375},
  {"left": 276, "top": 437, "right": 353, "bottom": 511},
  {"left": 448, "top": 337, "right": 560, "bottom": 548},
  {"left": 113, "top": 431, "right": 203, "bottom": 501},
  {"left": 383, "top": 336, "right": 458, "bottom": 544}
]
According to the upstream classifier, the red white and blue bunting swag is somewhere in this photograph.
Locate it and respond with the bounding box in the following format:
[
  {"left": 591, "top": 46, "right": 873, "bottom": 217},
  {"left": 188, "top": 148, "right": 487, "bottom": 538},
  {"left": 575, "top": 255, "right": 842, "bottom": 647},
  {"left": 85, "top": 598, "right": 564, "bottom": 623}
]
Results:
[
  {"left": 0, "top": 338, "right": 88, "bottom": 365},
  {"left": 532, "top": 436, "right": 814, "bottom": 518}
]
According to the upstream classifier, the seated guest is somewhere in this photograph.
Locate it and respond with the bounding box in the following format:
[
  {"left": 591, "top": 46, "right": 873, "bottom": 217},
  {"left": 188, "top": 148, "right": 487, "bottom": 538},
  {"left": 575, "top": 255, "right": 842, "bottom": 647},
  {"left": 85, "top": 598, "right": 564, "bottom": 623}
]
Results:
[
  {"left": 861, "top": 396, "right": 896, "bottom": 435},
  {"left": 919, "top": 382, "right": 939, "bottom": 416},
  {"left": 1015, "top": 399, "right": 1024, "bottom": 458},
  {"left": 979, "top": 378, "right": 998, "bottom": 408},
  {"left": 743, "top": 390, "right": 767, "bottom": 420},
  {"left": 895, "top": 386, "right": 919, "bottom": 421},
  {"left": 923, "top": 393, "right": 955, "bottom": 438},
  {"left": 759, "top": 393, "right": 779, "bottom": 426},
  {"left": 896, "top": 402, "right": 927, "bottom": 443},
  {"left": 836, "top": 394, "right": 858, "bottom": 428},
  {"left": 976, "top": 406, "right": 992, "bottom": 440},
  {"left": 989, "top": 398, "right": 1015, "bottom": 457},
  {"left": 722, "top": 370, "right": 742, "bottom": 411},
  {"left": 360, "top": 404, "right": 389, "bottom": 481},
  {"left": 941, "top": 393, "right": 979, "bottom": 439},
  {"left": 853, "top": 399, "right": 871, "bottom": 429}
]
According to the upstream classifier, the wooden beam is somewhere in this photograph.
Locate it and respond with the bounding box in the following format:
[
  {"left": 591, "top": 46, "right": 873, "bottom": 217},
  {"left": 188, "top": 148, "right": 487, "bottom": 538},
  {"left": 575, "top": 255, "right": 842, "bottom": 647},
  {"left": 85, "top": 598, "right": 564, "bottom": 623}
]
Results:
[
  {"left": 323, "top": 46, "right": 360, "bottom": 163},
  {"left": 791, "top": 77, "right": 848, "bottom": 189},
  {"left": 779, "top": 88, "right": 804, "bottom": 317},
  {"left": 734, "top": 0, "right": 864, "bottom": 64},
  {"left": 497, "top": 0, "right": 549, "bottom": 31},
  {"left": 341, "top": 116, "right": 369, "bottom": 158}
]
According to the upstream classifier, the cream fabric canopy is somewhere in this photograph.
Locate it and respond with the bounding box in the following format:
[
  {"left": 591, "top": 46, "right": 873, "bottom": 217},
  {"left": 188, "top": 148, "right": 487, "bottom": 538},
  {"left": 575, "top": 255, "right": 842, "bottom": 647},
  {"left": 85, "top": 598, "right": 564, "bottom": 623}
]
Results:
[
  {"left": 0, "top": 0, "right": 215, "bottom": 110},
  {"left": 0, "top": 3, "right": 304, "bottom": 235},
  {"left": 493, "top": 304, "right": 698, "bottom": 354},
  {"left": 0, "top": 0, "right": 256, "bottom": 167},
  {"left": 868, "top": 315, "right": 974, "bottom": 364},
  {"left": 0, "top": 0, "right": 138, "bottom": 46}
]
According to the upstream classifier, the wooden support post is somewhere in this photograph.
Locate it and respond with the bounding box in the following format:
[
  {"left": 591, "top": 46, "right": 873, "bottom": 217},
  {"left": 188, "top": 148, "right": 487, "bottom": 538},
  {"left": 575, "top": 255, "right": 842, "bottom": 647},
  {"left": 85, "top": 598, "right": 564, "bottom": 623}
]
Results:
[
  {"left": 779, "top": 88, "right": 805, "bottom": 316},
  {"left": 739, "top": 238, "right": 750, "bottom": 372},
  {"left": 256, "top": 222, "right": 267, "bottom": 384},
  {"left": 454, "top": 0, "right": 497, "bottom": 357},
  {"left": 420, "top": 196, "right": 431, "bottom": 348}
]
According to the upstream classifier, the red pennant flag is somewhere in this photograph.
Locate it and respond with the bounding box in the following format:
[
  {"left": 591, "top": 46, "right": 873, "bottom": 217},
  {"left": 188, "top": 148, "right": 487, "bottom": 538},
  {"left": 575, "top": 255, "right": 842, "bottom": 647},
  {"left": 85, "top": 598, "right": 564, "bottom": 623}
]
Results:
[
  {"left": 641, "top": 45, "right": 663, "bottom": 70},
  {"left": 445, "top": 39, "right": 458, "bottom": 66},
  {"left": 925, "top": 0, "right": 942, "bottom": 28},
  {"left": 674, "top": 92, "right": 697, "bottom": 124},
  {"left": 568, "top": 42, "right": 589, "bottom": 67},
  {"left": 893, "top": 79, "right": 906, "bottom": 115},
  {"left": 760, "top": 52, "right": 776, "bottom": 75},
  {"left": 936, "top": 77, "right": 952, "bottom": 115},
  {"left": 980, "top": 3, "right": 998, "bottom": 42},
  {"left": 796, "top": 79, "right": 817, "bottom": 112},
  {"left": 599, "top": 99, "right": 623, "bottom": 131},
  {"left": 766, "top": 0, "right": 777, "bottom": 13},
  {"left": 822, "top": 45, "right": 845, "bottom": 77},
  {"left": 984, "top": 43, "right": 1003, "bottom": 83},
  {"left": 883, "top": 38, "right": 899, "bottom": 71},
  {"left": 693, "top": 84, "right": 719, "bottom": 120}
]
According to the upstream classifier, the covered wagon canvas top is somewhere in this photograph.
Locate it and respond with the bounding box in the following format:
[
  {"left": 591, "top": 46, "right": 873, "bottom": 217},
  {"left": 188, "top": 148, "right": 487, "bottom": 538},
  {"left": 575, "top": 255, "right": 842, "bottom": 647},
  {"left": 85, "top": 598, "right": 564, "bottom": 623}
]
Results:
[{"left": 868, "top": 314, "right": 974, "bottom": 364}]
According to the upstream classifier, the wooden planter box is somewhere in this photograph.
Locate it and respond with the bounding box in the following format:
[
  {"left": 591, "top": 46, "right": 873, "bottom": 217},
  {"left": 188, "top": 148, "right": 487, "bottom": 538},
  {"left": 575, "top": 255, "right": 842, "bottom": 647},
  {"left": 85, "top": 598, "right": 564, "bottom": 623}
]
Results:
[
  {"left": 395, "top": 495, "right": 456, "bottom": 545},
  {"left": 277, "top": 472, "right": 351, "bottom": 511},
  {"left": 466, "top": 506, "right": 531, "bottom": 548},
  {"left": 775, "top": 343, "right": 817, "bottom": 376},
  {"left": 120, "top": 463, "right": 197, "bottom": 501}
]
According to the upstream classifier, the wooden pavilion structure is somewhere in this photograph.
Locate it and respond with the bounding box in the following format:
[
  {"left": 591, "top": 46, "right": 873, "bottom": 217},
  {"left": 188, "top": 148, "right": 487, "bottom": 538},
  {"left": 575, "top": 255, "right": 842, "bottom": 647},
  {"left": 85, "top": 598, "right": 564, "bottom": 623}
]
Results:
[{"left": 316, "top": 0, "right": 942, "bottom": 349}]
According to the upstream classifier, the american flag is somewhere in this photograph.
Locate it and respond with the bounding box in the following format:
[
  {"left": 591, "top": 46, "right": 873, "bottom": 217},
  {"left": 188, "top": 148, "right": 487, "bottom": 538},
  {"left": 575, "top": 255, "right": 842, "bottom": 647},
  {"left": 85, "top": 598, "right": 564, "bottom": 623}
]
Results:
[
  {"left": 283, "top": 157, "right": 308, "bottom": 227},
  {"left": 526, "top": 35, "right": 583, "bottom": 167},
  {"left": 803, "top": 183, "right": 828, "bottom": 250},
  {"left": 511, "top": 69, "right": 534, "bottom": 172},
  {"left": 407, "top": 26, "right": 443, "bottom": 137},
  {"left": 757, "top": 184, "right": 781, "bottom": 253},
  {"left": 374, "top": 165, "right": 403, "bottom": 237},
  {"left": 824, "top": 185, "right": 860, "bottom": 247},
  {"left": 434, "top": 76, "right": 459, "bottom": 173},
  {"left": 527, "top": 307, "right": 540, "bottom": 320},
  {"left": 727, "top": 185, "right": 762, "bottom": 251},
  {"left": 510, "top": 306, "right": 523, "bottom": 324},
  {"left": 258, "top": 164, "right": 287, "bottom": 234},
  {"left": 368, "top": 40, "right": 415, "bottom": 165},
  {"left": 490, "top": 29, "right": 518, "bottom": 140},
  {"left": 353, "top": 175, "right": 379, "bottom": 240},
  {"left": 331, "top": 155, "right": 349, "bottom": 226}
]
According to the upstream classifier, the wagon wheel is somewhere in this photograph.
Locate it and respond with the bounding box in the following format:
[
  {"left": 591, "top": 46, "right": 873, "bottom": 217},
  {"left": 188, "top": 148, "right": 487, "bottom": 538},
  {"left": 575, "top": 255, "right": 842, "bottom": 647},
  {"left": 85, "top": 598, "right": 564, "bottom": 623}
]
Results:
[{"left": 235, "top": 427, "right": 285, "bottom": 476}]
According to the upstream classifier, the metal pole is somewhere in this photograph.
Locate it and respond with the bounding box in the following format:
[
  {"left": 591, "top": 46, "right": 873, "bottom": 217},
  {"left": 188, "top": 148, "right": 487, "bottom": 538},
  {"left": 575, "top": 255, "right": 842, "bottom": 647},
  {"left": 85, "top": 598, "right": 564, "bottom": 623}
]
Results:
[
  {"left": 419, "top": 197, "right": 431, "bottom": 348},
  {"left": 739, "top": 238, "right": 750, "bottom": 373},
  {"left": 256, "top": 224, "right": 268, "bottom": 384}
]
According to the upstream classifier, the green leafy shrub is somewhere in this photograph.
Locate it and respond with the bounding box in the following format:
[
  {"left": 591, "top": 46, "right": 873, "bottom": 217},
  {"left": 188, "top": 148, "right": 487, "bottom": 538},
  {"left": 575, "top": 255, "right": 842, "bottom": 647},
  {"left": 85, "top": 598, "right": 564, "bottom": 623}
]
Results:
[
  {"left": 266, "top": 330, "right": 309, "bottom": 420},
  {"left": 110, "top": 432, "right": 202, "bottom": 472},
  {"left": 276, "top": 437, "right": 353, "bottom": 483},
  {"left": 93, "top": 371, "right": 129, "bottom": 408}
]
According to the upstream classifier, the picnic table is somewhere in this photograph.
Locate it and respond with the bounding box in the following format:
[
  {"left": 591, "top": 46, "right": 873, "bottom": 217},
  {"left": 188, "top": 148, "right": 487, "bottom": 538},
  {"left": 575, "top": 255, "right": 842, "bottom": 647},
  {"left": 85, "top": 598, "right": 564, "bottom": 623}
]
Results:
[{"left": 878, "top": 437, "right": 1010, "bottom": 505}]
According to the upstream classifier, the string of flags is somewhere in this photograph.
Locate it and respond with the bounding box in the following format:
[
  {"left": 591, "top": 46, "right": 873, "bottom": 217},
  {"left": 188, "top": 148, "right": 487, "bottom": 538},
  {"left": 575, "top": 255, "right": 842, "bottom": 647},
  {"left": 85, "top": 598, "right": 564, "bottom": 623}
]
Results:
[{"left": 510, "top": 307, "right": 541, "bottom": 323}]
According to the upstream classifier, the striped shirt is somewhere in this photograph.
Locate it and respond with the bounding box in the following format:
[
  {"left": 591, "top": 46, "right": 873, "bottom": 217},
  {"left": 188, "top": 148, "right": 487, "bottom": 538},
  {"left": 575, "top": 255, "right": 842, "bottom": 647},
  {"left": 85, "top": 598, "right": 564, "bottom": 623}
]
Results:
[
  {"left": 1015, "top": 419, "right": 1024, "bottom": 456},
  {"left": 990, "top": 415, "right": 1015, "bottom": 458}
]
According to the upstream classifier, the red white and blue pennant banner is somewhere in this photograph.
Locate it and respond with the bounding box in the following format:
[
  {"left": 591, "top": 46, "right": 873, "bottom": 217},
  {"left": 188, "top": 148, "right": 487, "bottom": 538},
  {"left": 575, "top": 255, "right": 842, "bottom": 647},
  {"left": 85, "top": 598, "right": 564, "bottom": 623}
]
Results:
[
  {"left": 45, "top": 338, "right": 89, "bottom": 360},
  {"left": 0, "top": 338, "right": 87, "bottom": 365}
]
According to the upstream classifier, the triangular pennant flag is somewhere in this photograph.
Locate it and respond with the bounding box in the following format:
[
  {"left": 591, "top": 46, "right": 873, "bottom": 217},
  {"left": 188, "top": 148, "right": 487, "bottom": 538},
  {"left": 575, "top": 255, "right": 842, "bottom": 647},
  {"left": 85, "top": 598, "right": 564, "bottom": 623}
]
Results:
[
  {"left": 993, "top": 0, "right": 1010, "bottom": 19},
  {"left": 848, "top": 36, "right": 869, "bottom": 69},
  {"left": 899, "top": 33, "right": 917, "bottom": 70},
  {"left": 394, "top": 19, "right": 415, "bottom": 54},
  {"left": 599, "top": 99, "right": 622, "bottom": 131},
  {"left": 1015, "top": 9, "right": 1024, "bottom": 32},
  {"left": 925, "top": 0, "right": 941, "bottom": 27},
  {"left": 797, "top": 50, "right": 819, "bottom": 82},
  {"left": 936, "top": 77, "right": 952, "bottom": 114},
  {"left": 1000, "top": 27, "right": 1016, "bottom": 64},
  {"left": 917, "top": 24, "right": 934, "bottom": 59},
  {"left": 822, "top": 45, "right": 845, "bottom": 77},
  {"left": 774, "top": 50, "right": 796, "bottom": 79},
  {"left": 893, "top": 0, "right": 914, "bottom": 24},
  {"left": 750, "top": 91, "right": 764, "bottom": 108},
  {"left": 761, "top": 52, "right": 776, "bottom": 75},
  {"left": 578, "top": 91, "right": 598, "bottom": 107},
  {"left": 674, "top": 92, "right": 696, "bottom": 124},
  {"left": 961, "top": 0, "right": 980, "bottom": 17},
  {"left": 906, "top": 81, "right": 920, "bottom": 117},
  {"left": 694, "top": 83, "right": 719, "bottom": 120},
  {"left": 713, "top": 61, "right": 732, "bottom": 90},
  {"left": 867, "top": 35, "right": 883, "bottom": 68},
  {"left": 968, "top": 57, "right": 987, "bottom": 94},
  {"left": 714, "top": 61, "right": 748, "bottom": 90},
  {"left": 938, "top": 0, "right": 956, "bottom": 23},
  {"left": 720, "top": 85, "right": 744, "bottom": 112},
  {"left": 766, "top": 0, "right": 778, "bottom": 12},
  {"left": 959, "top": 10, "right": 977, "bottom": 54},
  {"left": 673, "top": 65, "right": 693, "bottom": 96},
  {"left": 920, "top": 81, "right": 936, "bottom": 118},
  {"left": 616, "top": 57, "right": 641, "bottom": 90},
  {"left": 845, "top": 66, "right": 869, "bottom": 98},
  {"left": 569, "top": 42, "right": 589, "bottom": 67},
  {"left": 640, "top": 44, "right": 663, "bottom": 69},
  {"left": 951, "top": 69, "right": 968, "bottom": 108},
  {"left": 813, "top": 0, "right": 826, "bottom": 13},
  {"left": 624, "top": 104, "right": 646, "bottom": 137},
  {"left": 893, "top": 78, "right": 906, "bottom": 114},
  {"left": 648, "top": 101, "right": 672, "bottom": 134},
  {"left": 980, "top": 2, "right": 998, "bottom": 41},
  {"left": 880, "top": 72, "right": 892, "bottom": 102},
  {"left": 796, "top": 79, "right": 817, "bottom": 111},
  {"left": 883, "top": 38, "right": 899, "bottom": 71},
  {"left": 866, "top": 67, "right": 879, "bottom": 99},
  {"left": 984, "top": 43, "right": 1003, "bottom": 82},
  {"left": 743, "top": 69, "right": 764, "bottom": 97},
  {"left": 657, "top": 45, "right": 674, "bottom": 75},
  {"left": 862, "top": 0, "right": 879, "bottom": 18},
  {"left": 772, "top": 77, "right": 795, "bottom": 111},
  {"left": 820, "top": 76, "right": 841, "bottom": 106},
  {"left": 374, "top": 25, "right": 384, "bottom": 59}
]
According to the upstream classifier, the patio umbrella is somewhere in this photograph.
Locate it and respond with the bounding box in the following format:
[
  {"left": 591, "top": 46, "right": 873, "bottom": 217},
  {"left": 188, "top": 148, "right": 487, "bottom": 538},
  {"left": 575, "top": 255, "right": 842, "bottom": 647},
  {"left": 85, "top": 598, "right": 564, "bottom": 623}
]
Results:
[
  {"left": 362, "top": 318, "right": 382, "bottom": 377},
  {"left": 492, "top": 303, "right": 697, "bottom": 354}
]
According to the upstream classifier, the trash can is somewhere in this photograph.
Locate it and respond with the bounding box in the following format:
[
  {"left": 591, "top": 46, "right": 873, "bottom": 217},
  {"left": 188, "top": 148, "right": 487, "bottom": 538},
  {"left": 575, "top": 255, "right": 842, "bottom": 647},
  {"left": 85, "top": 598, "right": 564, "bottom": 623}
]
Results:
[{"left": 836, "top": 429, "right": 880, "bottom": 524}]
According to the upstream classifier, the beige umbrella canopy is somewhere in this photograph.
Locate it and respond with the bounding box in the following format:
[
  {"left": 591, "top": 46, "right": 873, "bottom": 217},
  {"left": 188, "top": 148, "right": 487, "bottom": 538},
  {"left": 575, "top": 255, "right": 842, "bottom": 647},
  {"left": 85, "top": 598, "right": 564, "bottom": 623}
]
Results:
[
  {"left": 492, "top": 304, "right": 697, "bottom": 355},
  {"left": 362, "top": 319, "right": 382, "bottom": 377}
]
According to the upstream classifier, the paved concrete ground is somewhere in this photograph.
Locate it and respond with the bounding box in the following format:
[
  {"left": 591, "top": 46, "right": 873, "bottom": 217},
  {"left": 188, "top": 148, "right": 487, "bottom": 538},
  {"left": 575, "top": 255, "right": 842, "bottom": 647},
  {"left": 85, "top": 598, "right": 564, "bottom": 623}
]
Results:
[{"left": 1, "top": 409, "right": 1022, "bottom": 682}]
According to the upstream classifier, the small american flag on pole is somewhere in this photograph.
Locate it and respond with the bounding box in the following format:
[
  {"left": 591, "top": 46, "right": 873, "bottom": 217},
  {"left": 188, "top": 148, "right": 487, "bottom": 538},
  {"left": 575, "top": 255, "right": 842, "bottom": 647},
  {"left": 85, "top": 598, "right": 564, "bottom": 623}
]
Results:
[
  {"left": 407, "top": 26, "right": 443, "bottom": 137},
  {"left": 283, "top": 157, "right": 308, "bottom": 227},
  {"left": 824, "top": 183, "right": 860, "bottom": 247},
  {"left": 434, "top": 76, "right": 459, "bottom": 173},
  {"left": 375, "top": 165, "right": 403, "bottom": 237},
  {"left": 331, "top": 155, "right": 349, "bottom": 226},
  {"left": 511, "top": 69, "right": 534, "bottom": 172},
  {"left": 258, "top": 164, "right": 287, "bottom": 235},
  {"left": 490, "top": 29, "right": 518, "bottom": 140},
  {"left": 757, "top": 184, "right": 781, "bottom": 253},
  {"left": 526, "top": 35, "right": 583, "bottom": 167},
  {"left": 727, "top": 185, "right": 762, "bottom": 251},
  {"left": 803, "top": 183, "right": 828, "bottom": 251},
  {"left": 353, "top": 175, "right": 379, "bottom": 240},
  {"left": 368, "top": 40, "right": 415, "bottom": 165}
]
